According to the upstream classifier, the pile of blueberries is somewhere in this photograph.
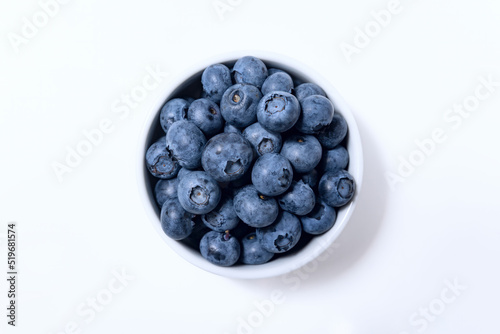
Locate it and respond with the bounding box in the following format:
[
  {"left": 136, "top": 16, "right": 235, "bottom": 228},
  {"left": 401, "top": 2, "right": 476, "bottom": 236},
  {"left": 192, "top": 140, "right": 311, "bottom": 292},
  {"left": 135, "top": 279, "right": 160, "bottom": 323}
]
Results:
[{"left": 146, "top": 56, "right": 356, "bottom": 267}]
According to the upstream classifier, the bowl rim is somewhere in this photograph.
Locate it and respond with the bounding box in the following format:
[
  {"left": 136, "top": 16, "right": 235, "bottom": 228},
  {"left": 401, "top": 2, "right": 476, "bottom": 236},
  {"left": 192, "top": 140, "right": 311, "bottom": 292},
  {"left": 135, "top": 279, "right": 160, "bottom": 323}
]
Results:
[{"left": 137, "top": 51, "right": 364, "bottom": 279}]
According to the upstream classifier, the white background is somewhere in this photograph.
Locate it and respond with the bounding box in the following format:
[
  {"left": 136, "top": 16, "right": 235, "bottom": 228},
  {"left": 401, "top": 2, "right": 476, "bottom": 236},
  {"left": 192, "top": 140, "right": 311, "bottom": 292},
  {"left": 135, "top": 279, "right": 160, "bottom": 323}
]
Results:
[{"left": 1, "top": 0, "right": 500, "bottom": 333}]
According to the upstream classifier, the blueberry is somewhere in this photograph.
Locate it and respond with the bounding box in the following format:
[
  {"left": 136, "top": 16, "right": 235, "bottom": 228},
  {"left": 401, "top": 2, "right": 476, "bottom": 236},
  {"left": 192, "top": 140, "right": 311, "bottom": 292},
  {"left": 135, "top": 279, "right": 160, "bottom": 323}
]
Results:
[
  {"left": 233, "top": 185, "right": 279, "bottom": 228},
  {"left": 242, "top": 122, "right": 282, "bottom": 157},
  {"left": 232, "top": 56, "right": 268, "bottom": 89},
  {"left": 159, "top": 98, "right": 189, "bottom": 133},
  {"left": 160, "top": 197, "right": 195, "bottom": 240},
  {"left": 240, "top": 232, "right": 274, "bottom": 265},
  {"left": 177, "top": 171, "right": 221, "bottom": 214},
  {"left": 256, "top": 211, "right": 302, "bottom": 253},
  {"left": 300, "top": 169, "right": 318, "bottom": 189},
  {"left": 187, "top": 98, "right": 223, "bottom": 136},
  {"left": 257, "top": 92, "right": 301, "bottom": 133},
  {"left": 201, "top": 194, "right": 239, "bottom": 232},
  {"left": 261, "top": 72, "right": 294, "bottom": 95},
  {"left": 278, "top": 181, "right": 316, "bottom": 216},
  {"left": 300, "top": 199, "right": 337, "bottom": 235},
  {"left": 317, "top": 113, "right": 348, "bottom": 149},
  {"left": 220, "top": 84, "right": 262, "bottom": 128},
  {"left": 280, "top": 135, "right": 322, "bottom": 173},
  {"left": 294, "top": 83, "right": 326, "bottom": 101},
  {"left": 146, "top": 137, "right": 181, "bottom": 179},
  {"left": 318, "top": 170, "right": 356, "bottom": 207},
  {"left": 201, "top": 64, "right": 232, "bottom": 104},
  {"left": 199, "top": 231, "right": 241, "bottom": 267},
  {"left": 295, "top": 95, "right": 334, "bottom": 134},
  {"left": 224, "top": 123, "right": 242, "bottom": 134},
  {"left": 251, "top": 153, "right": 293, "bottom": 196},
  {"left": 166, "top": 120, "right": 207, "bottom": 169},
  {"left": 320, "top": 145, "right": 349, "bottom": 173},
  {"left": 177, "top": 167, "right": 197, "bottom": 181},
  {"left": 155, "top": 178, "right": 179, "bottom": 207}
]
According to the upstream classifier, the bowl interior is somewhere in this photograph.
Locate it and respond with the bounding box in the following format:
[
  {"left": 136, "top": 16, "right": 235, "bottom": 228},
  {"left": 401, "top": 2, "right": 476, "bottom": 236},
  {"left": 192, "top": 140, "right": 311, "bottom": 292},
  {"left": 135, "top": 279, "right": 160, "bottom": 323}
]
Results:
[{"left": 138, "top": 54, "right": 363, "bottom": 279}]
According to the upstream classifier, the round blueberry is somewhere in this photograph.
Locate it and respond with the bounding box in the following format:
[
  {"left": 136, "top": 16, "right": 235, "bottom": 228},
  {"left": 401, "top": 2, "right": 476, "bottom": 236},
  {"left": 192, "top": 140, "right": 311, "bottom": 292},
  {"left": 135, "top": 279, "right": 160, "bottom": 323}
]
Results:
[
  {"left": 201, "top": 194, "right": 239, "bottom": 232},
  {"left": 177, "top": 171, "right": 221, "bottom": 214},
  {"left": 233, "top": 185, "right": 279, "bottom": 228},
  {"left": 146, "top": 137, "right": 181, "bottom": 179},
  {"left": 201, "top": 132, "right": 254, "bottom": 182},
  {"left": 221, "top": 84, "right": 262, "bottom": 128},
  {"left": 256, "top": 211, "right": 302, "bottom": 253},
  {"left": 300, "top": 199, "right": 337, "bottom": 235},
  {"left": 261, "top": 72, "right": 294, "bottom": 95},
  {"left": 295, "top": 95, "right": 334, "bottom": 134},
  {"left": 201, "top": 64, "right": 232, "bottom": 104},
  {"left": 251, "top": 153, "right": 293, "bottom": 196},
  {"left": 320, "top": 145, "right": 349, "bottom": 173},
  {"left": 232, "top": 56, "right": 268, "bottom": 89},
  {"left": 160, "top": 197, "right": 195, "bottom": 240},
  {"left": 187, "top": 98, "right": 223, "bottom": 136},
  {"left": 199, "top": 231, "right": 241, "bottom": 267},
  {"left": 280, "top": 135, "right": 322, "bottom": 173},
  {"left": 294, "top": 83, "right": 326, "bottom": 101},
  {"left": 155, "top": 178, "right": 179, "bottom": 207},
  {"left": 257, "top": 92, "right": 301, "bottom": 133},
  {"left": 318, "top": 170, "right": 356, "bottom": 208},
  {"left": 278, "top": 181, "right": 316, "bottom": 216},
  {"left": 317, "top": 113, "right": 348, "bottom": 149},
  {"left": 240, "top": 233, "right": 274, "bottom": 265},
  {"left": 242, "top": 122, "right": 282, "bottom": 157},
  {"left": 166, "top": 120, "right": 207, "bottom": 169},
  {"left": 159, "top": 98, "right": 189, "bottom": 133}
]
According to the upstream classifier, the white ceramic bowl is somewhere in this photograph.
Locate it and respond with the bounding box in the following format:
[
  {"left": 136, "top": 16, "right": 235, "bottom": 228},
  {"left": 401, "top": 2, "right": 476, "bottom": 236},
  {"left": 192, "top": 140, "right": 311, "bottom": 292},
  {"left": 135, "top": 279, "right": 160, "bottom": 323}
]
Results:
[{"left": 137, "top": 51, "right": 363, "bottom": 279}]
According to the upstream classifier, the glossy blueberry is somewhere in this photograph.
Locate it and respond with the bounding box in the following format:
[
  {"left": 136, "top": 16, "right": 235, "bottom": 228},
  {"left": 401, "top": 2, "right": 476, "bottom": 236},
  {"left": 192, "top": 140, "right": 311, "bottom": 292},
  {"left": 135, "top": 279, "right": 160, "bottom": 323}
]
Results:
[
  {"left": 224, "top": 123, "right": 242, "bottom": 134},
  {"left": 233, "top": 185, "right": 279, "bottom": 228},
  {"left": 159, "top": 98, "right": 189, "bottom": 133},
  {"left": 256, "top": 211, "right": 302, "bottom": 253},
  {"left": 300, "top": 169, "right": 318, "bottom": 189},
  {"left": 201, "top": 64, "right": 232, "bottom": 104},
  {"left": 146, "top": 137, "right": 181, "bottom": 179},
  {"left": 155, "top": 178, "right": 179, "bottom": 207},
  {"left": 278, "top": 181, "right": 316, "bottom": 216},
  {"left": 232, "top": 56, "right": 268, "bottom": 89},
  {"left": 280, "top": 135, "right": 322, "bottom": 173},
  {"left": 160, "top": 197, "right": 195, "bottom": 240},
  {"left": 261, "top": 72, "right": 294, "bottom": 95},
  {"left": 201, "top": 194, "right": 239, "bottom": 232},
  {"left": 199, "top": 231, "right": 241, "bottom": 267},
  {"left": 251, "top": 153, "right": 293, "bottom": 196},
  {"left": 317, "top": 113, "right": 348, "bottom": 149},
  {"left": 242, "top": 122, "right": 282, "bottom": 157},
  {"left": 201, "top": 132, "right": 254, "bottom": 182},
  {"left": 257, "top": 92, "right": 301, "bottom": 133},
  {"left": 177, "top": 171, "right": 221, "bottom": 214},
  {"left": 166, "top": 120, "right": 206, "bottom": 169},
  {"left": 300, "top": 199, "right": 337, "bottom": 235},
  {"left": 294, "top": 83, "right": 326, "bottom": 101},
  {"left": 296, "top": 95, "right": 334, "bottom": 134},
  {"left": 240, "top": 233, "right": 274, "bottom": 265},
  {"left": 320, "top": 145, "right": 349, "bottom": 173},
  {"left": 187, "top": 98, "right": 223, "bottom": 136},
  {"left": 318, "top": 170, "right": 356, "bottom": 208},
  {"left": 220, "top": 84, "right": 262, "bottom": 128}
]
